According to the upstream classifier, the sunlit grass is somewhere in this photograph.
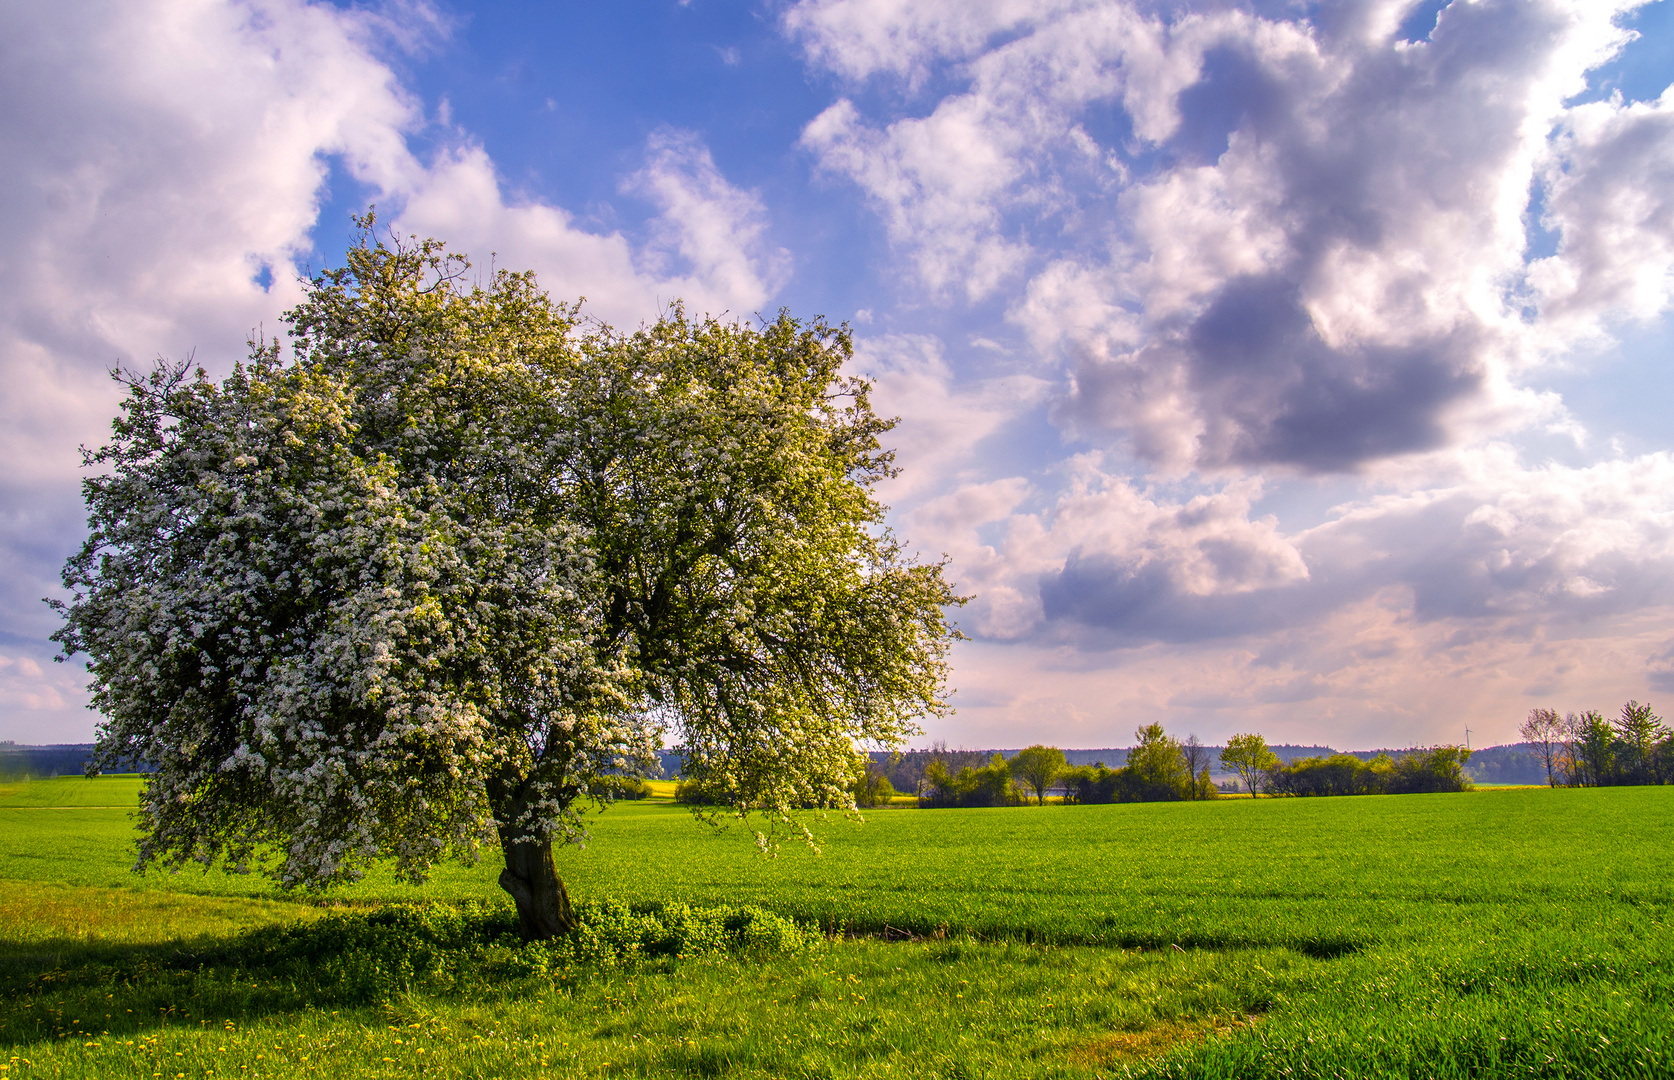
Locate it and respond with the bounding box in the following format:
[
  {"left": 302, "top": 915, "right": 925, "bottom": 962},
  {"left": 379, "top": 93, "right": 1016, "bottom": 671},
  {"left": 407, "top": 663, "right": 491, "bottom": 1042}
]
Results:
[
  {"left": 0, "top": 882, "right": 320, "bottom": 954},
  {"left": 0, "top": 776, "right": 147, "bottom": 808},
  {"left": 1, "top": 778, "right": 1670, "bottom": 1076},
  {"left": 1, "top": 923, "right": 1299, "bottom": 1080}
]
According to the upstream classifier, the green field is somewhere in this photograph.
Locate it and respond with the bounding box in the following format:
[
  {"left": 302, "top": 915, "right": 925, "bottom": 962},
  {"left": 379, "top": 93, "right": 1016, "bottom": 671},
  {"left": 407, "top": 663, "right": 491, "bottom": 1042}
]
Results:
[{"left": 1, "top": 777, "right": 1669, "bottom": 1078}]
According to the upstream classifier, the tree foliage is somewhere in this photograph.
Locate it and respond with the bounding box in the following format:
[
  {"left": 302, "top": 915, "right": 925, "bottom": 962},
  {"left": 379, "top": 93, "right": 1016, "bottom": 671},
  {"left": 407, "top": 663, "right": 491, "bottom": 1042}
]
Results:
[
  {"left": 1008, "top": 745, "right": 1065, "bottom": 805},
  {"left": 1181, "top": 735, "right": 1212, "bottom": 800},
  {"left": 1613, "top": 701, "right": 1668, "bottom": 784},
  {"left": 53, "top": 225, "right": 962, "bottom": 938},
  {"left": 1118, "top": 723, "right": 1191, "bottom": 801},
  {"left": 1056, "top": 727, "right": 1211, "bottom": 805},
  {"left": 1221, "top": 733, "right": 1278, "bottom": 798},
  {"left": 918, "top": 754, "right": 1020, "bottom": 808},
  {"left": 1519, "top": 708, "right": 1563, "bottom": 787},
  {"left": 1543, "top": 701, "right": 1671, "bottom": 787},
  {"left": 1264, "top": 748, "right": 1473, "bottom": 797}
]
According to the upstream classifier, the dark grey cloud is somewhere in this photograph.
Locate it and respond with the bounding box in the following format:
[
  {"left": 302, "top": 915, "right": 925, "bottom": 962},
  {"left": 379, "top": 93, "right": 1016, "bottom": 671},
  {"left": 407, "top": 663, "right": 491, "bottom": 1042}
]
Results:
[
  {"left": 1184, "top": 275, "right": 1481, "bottom": 470},
  {"left": 1039, "top": 549, "right": 1326, "bottom": 644},
  {"left": 1055, "top": 0, "right": 1581, "bottom": 472}
]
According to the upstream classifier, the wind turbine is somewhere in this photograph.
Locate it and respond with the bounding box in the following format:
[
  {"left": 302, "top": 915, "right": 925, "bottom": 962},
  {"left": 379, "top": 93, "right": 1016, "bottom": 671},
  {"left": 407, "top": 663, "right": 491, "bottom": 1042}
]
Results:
[{"left": 1464, "top": 725, "right": 1473, "bottom": 752}]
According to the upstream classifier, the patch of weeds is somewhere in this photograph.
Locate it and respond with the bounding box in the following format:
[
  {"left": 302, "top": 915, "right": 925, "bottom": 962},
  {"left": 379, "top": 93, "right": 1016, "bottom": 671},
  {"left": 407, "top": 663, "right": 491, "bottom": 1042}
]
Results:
[{"left": 1067, "top": 1016, "right": 1258, "bottom": 1068}]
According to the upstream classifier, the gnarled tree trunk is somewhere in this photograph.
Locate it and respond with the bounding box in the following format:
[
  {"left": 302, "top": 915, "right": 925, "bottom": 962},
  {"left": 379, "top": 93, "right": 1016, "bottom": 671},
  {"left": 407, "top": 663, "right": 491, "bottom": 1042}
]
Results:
[{"left": 497, "top": 826, "right": 577, "bottom": 941}]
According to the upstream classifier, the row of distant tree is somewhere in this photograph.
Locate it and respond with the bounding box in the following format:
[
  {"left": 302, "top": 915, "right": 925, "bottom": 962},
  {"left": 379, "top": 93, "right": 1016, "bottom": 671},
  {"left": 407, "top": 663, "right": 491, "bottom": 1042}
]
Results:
[
  {"left": 888, "top": 726, "right": 1478, "bottom": 807},
  {"left": 910, "top": 725, "right": 1220, "bottom": 807},
  {"left": 1518, "top": 701, "right": 1670, "bottom": 787}
]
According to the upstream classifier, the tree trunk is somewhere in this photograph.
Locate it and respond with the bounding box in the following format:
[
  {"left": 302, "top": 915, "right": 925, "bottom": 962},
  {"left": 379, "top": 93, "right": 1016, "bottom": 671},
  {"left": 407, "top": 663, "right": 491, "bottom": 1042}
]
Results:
[{"left": 497, "top": 831, "right": 577, "bottom": 941}]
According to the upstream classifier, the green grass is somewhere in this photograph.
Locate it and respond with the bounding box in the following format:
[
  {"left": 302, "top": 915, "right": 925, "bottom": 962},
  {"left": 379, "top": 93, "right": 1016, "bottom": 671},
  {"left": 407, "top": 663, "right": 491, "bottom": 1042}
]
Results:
[
  {"left": 0, "top": 776, "right": 148, "bottom": 808},
  {"left": 1, "top": 779, "right": 1670, "bottom": 1077}
]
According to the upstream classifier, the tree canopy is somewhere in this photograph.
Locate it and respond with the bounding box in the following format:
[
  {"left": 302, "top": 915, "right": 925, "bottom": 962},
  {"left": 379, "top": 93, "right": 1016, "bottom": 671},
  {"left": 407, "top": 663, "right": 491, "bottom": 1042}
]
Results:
[
  {"left": 1008, "top": 744, "right": 1065, "bottom": 805},
  {"left": 53, "top": 225, "right": 962, "bottom": 938},
  {"left": 1221, "top": 733, "right": 1278, "bottom": 798}
]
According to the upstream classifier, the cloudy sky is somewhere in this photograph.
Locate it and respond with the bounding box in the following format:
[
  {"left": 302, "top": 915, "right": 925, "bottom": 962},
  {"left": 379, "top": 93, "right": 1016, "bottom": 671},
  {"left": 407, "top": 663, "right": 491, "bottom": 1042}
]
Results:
[{"left": 4, "top": 0, "right": 1673, "bottom": 750}]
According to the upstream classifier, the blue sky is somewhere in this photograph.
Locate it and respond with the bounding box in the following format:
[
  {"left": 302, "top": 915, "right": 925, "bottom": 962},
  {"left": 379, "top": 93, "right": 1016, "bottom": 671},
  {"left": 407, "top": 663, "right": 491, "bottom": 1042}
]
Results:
[{"left": 4, "top": 0, "right": 1673, "bottom": 750}]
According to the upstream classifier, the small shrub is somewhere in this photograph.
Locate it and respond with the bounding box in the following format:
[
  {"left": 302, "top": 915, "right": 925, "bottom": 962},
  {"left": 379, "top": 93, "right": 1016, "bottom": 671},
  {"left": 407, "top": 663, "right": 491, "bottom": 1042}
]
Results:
[
  {"left": 852, "top": 771, "right": 896, "bottom": 808},
  {"left": 558, "top": 901, "right": 821, "bottom": 967},
  {"left": 675, "top": 776, "right": 722, "bottom": 805},
  {"left": 594, "top": 775, "right": 656, "bottom": 800}
]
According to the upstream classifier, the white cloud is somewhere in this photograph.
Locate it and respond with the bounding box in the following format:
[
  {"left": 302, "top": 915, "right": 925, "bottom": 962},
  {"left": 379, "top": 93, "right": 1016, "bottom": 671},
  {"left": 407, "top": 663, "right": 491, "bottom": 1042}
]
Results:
[
  {"left": 0, "top": 0, "right": 788, "bottom": 740},
  {"left": 912, "top": 460, "right": 1310, "bottom": 642},
  {"left": 848, "top": 332, "right": 1052, "bottom": 503},
  {"left": 396, "top": 129, "right": 788, "bottom": 328},
  {"left": 793, "top": 0, "right": 1674, "bottom": 748},
  {"left": 803, "top": 98, "right": 1031, "bottom": 299},
  {"left": 1, "top": 0, "right": 423, "bottom": 495},
  {"left": 925, "top": 443, "right": 1674, "bottom": 649},
  {"left": 793, "top": 0, "right": 1663, "bottom": 473},
  {"left": 784, "top": 0, "right": 1081, "bottom": 84},
  {"left": 1531, "top": 86, "right": 1674, "bottom": 339},
  {"left": 622, "top": 129, "right": 792, "bottom": 318}
]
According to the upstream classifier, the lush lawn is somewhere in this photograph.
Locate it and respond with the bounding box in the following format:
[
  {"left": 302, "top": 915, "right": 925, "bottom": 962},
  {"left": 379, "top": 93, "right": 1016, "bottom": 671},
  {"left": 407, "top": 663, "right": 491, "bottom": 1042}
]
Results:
[
  {"left": 0, "top": 776, "right": 148, "bottom": 808},
  {"left": 1, "top": 778, "right": 1669, "bottom": 1077}
]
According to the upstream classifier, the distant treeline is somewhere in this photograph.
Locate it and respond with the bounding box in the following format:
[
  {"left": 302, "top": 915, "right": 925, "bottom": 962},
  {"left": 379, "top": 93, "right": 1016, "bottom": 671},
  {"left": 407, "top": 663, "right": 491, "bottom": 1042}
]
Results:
[
  {"left": 653, "top": 735, "right": 1559, "bottom": 808},
  {"left": 1261, "top": 747, "right": 1472, "bottom": 797},
  {"left": 1518, "top": 701, "right": 1672, "bottom": 787},
  {"left": 1455, "top": 744, "right": 1550, "bottom": 785},
  {"left": 0, "top": 742, "right": 152, "bottom": 779},
  {"left": 863, "top": 741, "right": 1336, "bottom": 796},
  {"left": 907, "top": 729, "right": 1476, "bottom": 807}
]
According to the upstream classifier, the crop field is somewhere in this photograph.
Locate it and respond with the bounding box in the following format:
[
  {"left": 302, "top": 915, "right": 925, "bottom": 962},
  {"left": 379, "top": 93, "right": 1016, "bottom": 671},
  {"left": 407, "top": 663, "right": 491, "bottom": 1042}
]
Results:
[{"left": 1, "top": 777, "right": 1670, "bottom": 1078}]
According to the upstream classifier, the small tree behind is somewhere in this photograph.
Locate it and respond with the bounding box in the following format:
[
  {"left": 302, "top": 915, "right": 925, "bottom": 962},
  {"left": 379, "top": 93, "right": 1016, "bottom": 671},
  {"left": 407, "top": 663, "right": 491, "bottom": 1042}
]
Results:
[
  {"left": 1574, "top": 710, "right": 1615, "bottom": 786},
  {"left": 918, "top": 754, "right": 1019, "bottom": 808},
  {"left": 1519, "top": 708, "right": 1563, "bottom": 787},
  {"left": 1117, "top": 724, "right": 1191, "bottom": 802},
  {"left": 1385, "top": 747, "right": 1473, "bottom": 794},
  {"left": 1009, "top": 745, "right": 1066, "bottom": 805},
  {"left": 1181, "top": 735, "right": 1209, "bottom": 800},
  {"left": 1614, "top": 701, "right": 1667, "bottom": 784},
  {"left": 1222, "top": 733, "right": 1279, "bottom": 798}
]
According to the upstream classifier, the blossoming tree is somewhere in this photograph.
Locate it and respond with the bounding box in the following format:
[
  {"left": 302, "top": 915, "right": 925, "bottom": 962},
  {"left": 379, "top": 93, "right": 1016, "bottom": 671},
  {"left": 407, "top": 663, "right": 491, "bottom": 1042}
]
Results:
[{"left": 53, "top": 226, "right": 962, "bottom": 939}]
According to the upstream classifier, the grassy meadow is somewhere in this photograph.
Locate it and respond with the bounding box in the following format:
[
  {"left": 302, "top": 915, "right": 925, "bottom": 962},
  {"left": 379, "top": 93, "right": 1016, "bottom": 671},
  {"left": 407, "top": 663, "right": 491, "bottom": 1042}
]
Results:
[{"left": 0, "top": 776, "right": 1669, "bottom": 1078}]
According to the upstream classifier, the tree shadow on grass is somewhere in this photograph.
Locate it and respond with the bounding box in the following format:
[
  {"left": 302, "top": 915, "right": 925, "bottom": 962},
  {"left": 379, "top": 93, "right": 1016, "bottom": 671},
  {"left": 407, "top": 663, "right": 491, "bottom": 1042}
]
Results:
[
  {"left": 0, "top": 903, "right": 531, "bottom": 1045},
  {"left": 0, "top": 899, "right": 827, "bottom": 1047},
  {"left": 1, "top": 936, "right": 328, "bottom": 1043}
]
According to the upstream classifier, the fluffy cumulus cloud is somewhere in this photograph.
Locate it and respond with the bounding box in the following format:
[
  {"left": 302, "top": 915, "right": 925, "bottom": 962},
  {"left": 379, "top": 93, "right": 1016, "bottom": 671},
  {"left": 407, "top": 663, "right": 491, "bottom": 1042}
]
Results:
[
  {"left": 0, "top": 0, "right": 786, "bottom": 740},
  {"left": 1532, "top": 85, "right": 1674, "bottom": 337},
  {"left": 397, "top": 127, "right": 789, "bottom": 327},
  {"left": 1042, "top": 447, "right": 1674, "bottom": 640},
  {"left": 794, "top": 0, "right": 1662, "bottom": 473},
  {"left": 789, "top": 0, "right": 1674, "bottom": 742}
]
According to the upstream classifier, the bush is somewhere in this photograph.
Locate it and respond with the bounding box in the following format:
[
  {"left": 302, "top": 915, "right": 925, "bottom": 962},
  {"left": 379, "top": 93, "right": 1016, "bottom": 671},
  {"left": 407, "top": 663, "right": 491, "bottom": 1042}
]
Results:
[
  {"left": 1266, "top": 748, "right": 1473, "bottom": 797},
  {"left": 852, "top": 770, "right": 896, "bottom": 808},
  {"left": 565, "top": 901, "right": 820, "bottom": 966},
  {"left": 1267, "top": 754, "right": 1382, "bottom": 797},
  {"left": 1386, "top": 746, "right": 1473, "bottom": 794},
  {"left": 674, "top": 776, "right": 721, "bottom": 805},
  {"left": 918, "top": 754, "right": 1021, "bottom": 808},
  {"left": 593, "top": 775, "right": 655, "bottom": 800},
  {"left": 1062, "top": 764, "right": 1121, "bottom": 804}
]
